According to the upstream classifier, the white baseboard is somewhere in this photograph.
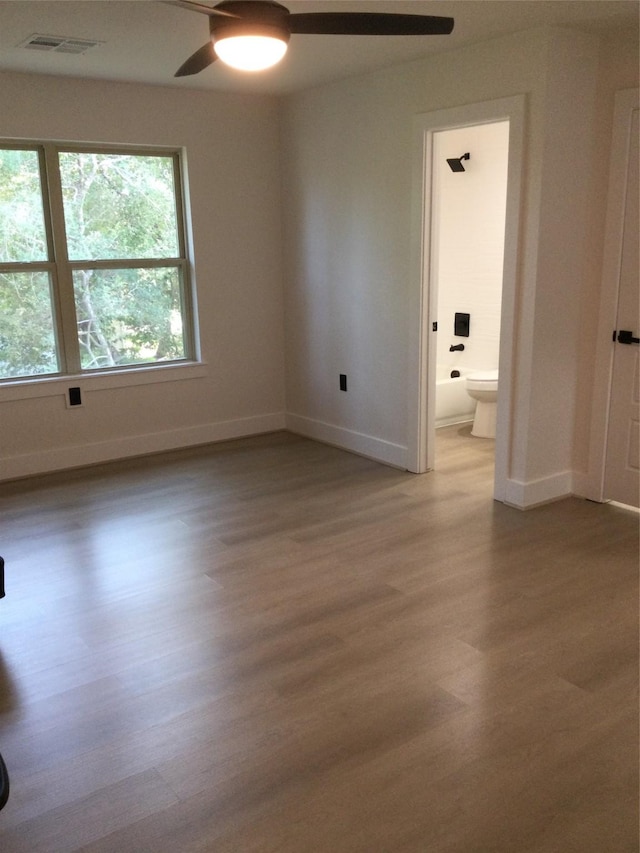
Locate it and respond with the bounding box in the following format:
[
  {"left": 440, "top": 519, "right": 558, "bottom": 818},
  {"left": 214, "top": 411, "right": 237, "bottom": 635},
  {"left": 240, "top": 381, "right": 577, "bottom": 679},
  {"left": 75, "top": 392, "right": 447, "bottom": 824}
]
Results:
[
  {"left": 504, "top": 470, "right": 574, "bottom": 509},
  {"left": 0, "top": 412, "right": 286, "bottom": 482},
  {"left": 435, "top": 416, "right": 474, "bottom": 429},
  {"left": 286, "top": 413, "right": 407, "bottom": 469}
]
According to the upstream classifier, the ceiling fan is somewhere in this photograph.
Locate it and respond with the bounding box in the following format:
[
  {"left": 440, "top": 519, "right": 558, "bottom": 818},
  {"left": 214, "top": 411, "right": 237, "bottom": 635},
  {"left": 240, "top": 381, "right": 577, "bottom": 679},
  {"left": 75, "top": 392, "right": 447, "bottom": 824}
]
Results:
[{"left": 168, "top": 0, "right": 454, "bottom": 75}]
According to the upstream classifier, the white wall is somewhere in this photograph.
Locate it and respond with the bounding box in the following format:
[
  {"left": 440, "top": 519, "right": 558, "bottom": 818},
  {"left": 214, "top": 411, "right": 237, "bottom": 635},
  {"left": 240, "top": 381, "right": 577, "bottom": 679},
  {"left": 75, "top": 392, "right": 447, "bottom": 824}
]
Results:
[
  {"left": 0, "top": 72, "right": 286, "bottom": 479},
  {"left": 1, "top": 25, "right": 637, "bottom": 497},
  {"left": 433, "top": 122, "right": 509, "bottom": 372},
  {"left": 504, "top": 28, "right": 600, "bottom": 502},
  {"left": 281, "top": 25, "right": 638, "bottom": 504}
]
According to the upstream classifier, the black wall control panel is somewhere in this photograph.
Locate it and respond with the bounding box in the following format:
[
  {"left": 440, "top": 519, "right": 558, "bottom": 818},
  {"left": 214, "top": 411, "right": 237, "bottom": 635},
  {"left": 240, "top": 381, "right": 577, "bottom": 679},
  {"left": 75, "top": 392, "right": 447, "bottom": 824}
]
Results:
[{"left": 454, "top": 313, "right": 470, "bottom": 337}]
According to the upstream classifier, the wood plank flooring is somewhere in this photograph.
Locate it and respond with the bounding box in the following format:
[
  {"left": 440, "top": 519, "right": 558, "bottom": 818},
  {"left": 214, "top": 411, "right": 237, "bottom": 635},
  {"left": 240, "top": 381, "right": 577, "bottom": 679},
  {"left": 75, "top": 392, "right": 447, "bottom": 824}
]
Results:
[{"left": 0, "top": 426, "right": 637, "bottom": 852}]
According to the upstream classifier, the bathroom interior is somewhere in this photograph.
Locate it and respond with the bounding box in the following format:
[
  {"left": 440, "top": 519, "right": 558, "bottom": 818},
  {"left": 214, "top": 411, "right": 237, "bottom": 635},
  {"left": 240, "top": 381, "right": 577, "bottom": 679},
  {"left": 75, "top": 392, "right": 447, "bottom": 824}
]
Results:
[{"left": 431, "top": 120, "right": 509, "bottom": 457}]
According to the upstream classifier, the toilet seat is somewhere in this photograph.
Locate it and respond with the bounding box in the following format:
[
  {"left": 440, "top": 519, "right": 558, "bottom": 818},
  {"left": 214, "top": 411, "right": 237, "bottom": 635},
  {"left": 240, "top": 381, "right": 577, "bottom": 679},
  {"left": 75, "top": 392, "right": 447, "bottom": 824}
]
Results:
[{"left": 466, "top": 369, "right": 498, "bottom": 393}]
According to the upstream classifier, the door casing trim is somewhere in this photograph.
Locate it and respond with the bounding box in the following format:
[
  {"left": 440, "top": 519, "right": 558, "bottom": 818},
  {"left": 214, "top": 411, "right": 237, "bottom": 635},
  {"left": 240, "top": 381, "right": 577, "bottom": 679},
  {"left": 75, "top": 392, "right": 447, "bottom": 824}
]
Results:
[
  {"left": 583, "top": 88, "right": 639, "bottom": 502},
  {"left": 407, "top": 95, "right": 526, "bottom": 504}
]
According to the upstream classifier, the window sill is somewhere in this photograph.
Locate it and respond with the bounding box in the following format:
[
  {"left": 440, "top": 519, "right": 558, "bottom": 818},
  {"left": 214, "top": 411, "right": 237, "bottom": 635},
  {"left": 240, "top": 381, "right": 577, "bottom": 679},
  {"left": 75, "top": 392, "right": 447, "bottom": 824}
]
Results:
[{"left": 0, "top": 361, "right": 208, "bottom": 402}]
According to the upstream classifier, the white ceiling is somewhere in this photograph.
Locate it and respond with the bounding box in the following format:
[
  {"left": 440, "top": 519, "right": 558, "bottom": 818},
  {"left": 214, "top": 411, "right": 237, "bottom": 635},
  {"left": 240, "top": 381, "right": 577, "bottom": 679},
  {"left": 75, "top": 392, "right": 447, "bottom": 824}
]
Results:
[{"left": 0, "top": 0, "right": 637, "bottom": 95}]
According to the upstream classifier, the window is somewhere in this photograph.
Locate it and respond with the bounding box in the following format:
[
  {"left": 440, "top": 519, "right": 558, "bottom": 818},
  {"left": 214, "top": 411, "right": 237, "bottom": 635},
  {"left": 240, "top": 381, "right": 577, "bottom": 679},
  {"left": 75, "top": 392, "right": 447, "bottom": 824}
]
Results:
[{"left": 0, "top": 143, "right": 196, "bottom": 381}]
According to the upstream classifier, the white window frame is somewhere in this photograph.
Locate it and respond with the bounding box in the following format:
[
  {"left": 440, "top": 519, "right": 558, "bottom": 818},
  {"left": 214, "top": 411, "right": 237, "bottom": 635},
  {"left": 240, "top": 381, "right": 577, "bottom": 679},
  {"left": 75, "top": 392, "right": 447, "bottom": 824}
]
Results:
[{"left": 0, "top": 140, "right": 202, "bottom": 400}]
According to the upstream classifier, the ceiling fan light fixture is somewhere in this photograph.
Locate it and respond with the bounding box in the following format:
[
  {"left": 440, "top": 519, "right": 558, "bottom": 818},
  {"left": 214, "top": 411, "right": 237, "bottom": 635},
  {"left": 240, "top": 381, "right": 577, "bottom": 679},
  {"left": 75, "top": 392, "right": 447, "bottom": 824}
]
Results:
[
  {"left": 213, "top": 24, "right": 289, "bottom": 71},
  {"left": 172, "top": 1, "right": 455, "bottom": 78}
]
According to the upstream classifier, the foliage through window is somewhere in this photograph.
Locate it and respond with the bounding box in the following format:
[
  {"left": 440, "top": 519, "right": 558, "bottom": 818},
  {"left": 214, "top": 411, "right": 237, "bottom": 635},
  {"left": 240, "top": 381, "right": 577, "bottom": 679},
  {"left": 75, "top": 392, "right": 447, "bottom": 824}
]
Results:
[{"left": 0, "top": 144, "right": 195, "bottom": 380}]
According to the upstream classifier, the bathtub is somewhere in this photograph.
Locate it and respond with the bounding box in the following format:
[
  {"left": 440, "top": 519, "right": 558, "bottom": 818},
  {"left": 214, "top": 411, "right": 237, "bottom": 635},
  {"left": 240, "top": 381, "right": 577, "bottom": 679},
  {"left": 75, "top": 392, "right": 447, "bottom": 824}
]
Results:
[{"left": 435, "top": 365, "right": 476, "bottom": 428}]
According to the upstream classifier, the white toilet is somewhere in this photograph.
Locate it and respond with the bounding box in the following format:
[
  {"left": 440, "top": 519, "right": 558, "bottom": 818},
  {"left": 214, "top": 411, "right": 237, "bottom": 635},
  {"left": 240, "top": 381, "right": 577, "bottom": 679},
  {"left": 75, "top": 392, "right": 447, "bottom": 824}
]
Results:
[{"left": 465, "top": 369, "right": 499, "bottom": 438}]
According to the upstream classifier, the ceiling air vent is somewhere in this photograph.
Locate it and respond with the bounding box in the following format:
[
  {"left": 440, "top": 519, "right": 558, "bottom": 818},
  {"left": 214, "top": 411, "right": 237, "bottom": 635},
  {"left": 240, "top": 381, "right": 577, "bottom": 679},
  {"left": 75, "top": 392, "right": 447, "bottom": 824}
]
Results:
[{"left": 19, "top": 34, "right": 103, "bottom": 55}]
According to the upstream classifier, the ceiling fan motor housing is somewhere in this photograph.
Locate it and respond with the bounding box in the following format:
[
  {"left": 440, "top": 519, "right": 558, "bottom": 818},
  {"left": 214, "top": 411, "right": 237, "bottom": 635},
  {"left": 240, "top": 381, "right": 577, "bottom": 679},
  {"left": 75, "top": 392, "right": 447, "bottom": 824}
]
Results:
[{"left": 209, "top": 0, "right": 292, "bottom": 44}]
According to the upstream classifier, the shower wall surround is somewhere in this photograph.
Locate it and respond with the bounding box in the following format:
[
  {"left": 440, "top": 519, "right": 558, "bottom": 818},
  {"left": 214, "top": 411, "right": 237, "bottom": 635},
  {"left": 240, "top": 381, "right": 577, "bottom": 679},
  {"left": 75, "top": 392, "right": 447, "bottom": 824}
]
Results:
[{"left": 433, "top": 121, "right": 509, "bottom": 370}]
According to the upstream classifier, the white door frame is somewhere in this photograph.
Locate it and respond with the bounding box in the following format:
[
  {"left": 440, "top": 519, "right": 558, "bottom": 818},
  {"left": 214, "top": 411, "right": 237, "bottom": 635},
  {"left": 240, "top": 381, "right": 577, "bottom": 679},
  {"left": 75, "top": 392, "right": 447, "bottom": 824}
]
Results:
[
  {"left": 407, "top": 95, "right": 526, "bottom": 502},
  {"left": 585, "top": 88, "right": 639, "bottom": 502}
]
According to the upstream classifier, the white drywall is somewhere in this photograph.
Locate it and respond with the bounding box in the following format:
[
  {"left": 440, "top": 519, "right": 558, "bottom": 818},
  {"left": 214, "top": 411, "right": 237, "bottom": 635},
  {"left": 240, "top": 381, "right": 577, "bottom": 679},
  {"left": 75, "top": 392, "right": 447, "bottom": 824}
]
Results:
[
  {"left": 281, "top": 26, "right": 638, "bottom": 504},
  {"left": 0, "top": 72, "right": 286, "bottom": 479}
]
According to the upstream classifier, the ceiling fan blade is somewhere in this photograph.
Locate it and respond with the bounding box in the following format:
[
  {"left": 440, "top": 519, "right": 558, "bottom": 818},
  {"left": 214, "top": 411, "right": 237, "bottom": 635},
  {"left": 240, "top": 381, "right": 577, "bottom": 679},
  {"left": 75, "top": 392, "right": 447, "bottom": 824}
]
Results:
[
  {"left": 163, "top": 0, "right": 239, "bottom": 18},
  {"left": 288, "top": 13, "right": 454, "bottom": 36},
  {"left": 175, "top": 42, "right": 217, "bottom": 77}
]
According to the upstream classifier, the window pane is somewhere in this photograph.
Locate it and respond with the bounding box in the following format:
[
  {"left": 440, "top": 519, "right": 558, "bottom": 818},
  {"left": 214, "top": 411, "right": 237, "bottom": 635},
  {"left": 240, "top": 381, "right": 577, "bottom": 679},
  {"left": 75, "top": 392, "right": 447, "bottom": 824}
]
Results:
[
  {"left": 0, "top": 148, "right": 48, "bottom": 262},
  {"left": 0, "top": 272, "right": 59, "bottom": 378},
  {"left": 59, "top": 152, "right": 180, "bottom": 261},
  {"left": 73, "top": 267, "right": 186, "bottom": 370}
]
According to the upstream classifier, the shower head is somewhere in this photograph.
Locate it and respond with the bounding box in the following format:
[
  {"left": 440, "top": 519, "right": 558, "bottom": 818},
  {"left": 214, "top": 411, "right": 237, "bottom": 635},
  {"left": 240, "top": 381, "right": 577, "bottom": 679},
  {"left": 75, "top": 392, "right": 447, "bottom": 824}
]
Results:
[{"left": 446, "top": 152, "right": 470, "bottom": 172}]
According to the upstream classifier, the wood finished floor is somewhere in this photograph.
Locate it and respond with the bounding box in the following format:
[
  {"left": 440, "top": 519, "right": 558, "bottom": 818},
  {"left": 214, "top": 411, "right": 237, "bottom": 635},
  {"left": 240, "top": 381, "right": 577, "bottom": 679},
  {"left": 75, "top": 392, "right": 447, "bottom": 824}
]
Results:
[{"left": 0, "top": 426, "right": 637, "bottom": 852}]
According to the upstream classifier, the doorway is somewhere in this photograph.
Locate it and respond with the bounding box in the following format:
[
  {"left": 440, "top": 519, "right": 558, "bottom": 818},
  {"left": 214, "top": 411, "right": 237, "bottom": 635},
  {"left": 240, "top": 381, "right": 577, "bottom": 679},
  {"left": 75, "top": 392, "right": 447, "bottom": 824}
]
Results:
[
  {"left": 431, "top": 121, "right": 509, "bottom": 462},
  {"left": 407, "top": 95, "right": 525, "bottom": 503}
]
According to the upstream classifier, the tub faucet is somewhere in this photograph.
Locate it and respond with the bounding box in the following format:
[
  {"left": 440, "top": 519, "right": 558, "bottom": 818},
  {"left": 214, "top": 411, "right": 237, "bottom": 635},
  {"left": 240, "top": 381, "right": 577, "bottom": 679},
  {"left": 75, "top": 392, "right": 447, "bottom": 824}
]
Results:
[{"left": 449, "top": 343, "right": 465, "bottom": 352}]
